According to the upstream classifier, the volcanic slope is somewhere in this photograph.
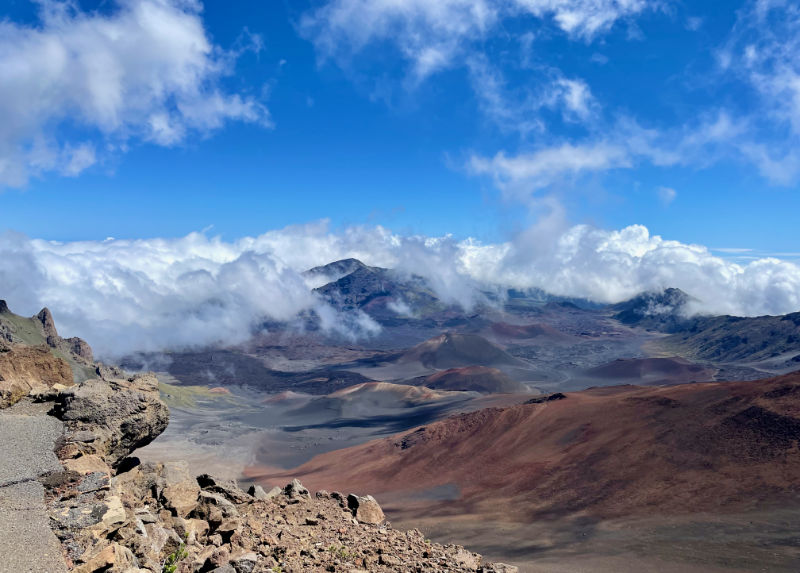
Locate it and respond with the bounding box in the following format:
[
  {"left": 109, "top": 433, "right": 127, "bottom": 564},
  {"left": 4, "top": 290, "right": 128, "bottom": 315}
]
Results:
[
  {"left": 255, "top": 373, "right": 800, "bottom": 520},
  {"left": 577, "top": 357, "right": 717, "bottom": 386},
  {"left": 417, "top": 366, "right": 527, "bottom": 394}
]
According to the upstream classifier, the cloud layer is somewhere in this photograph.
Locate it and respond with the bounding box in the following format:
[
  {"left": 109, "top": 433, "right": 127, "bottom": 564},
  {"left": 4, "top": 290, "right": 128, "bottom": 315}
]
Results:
[
  {"left": 2, "top": 220, "right": 799, "bottom": 359},
  {"left": 0, "top": 0, "right": 269, "bottom": 186}
]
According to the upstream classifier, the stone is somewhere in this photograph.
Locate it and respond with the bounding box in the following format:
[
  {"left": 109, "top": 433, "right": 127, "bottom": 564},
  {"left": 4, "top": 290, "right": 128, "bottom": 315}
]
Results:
[
  {"left": 285, "top": 479, "right": 310, "bottom": 500},
  {"left": 52, "top": 373, "right": 169, "bottom": 467},
  {"left": 70, "top": 430, "right": 97, "bottom": 443},
  {"left": 247, "top": 484, "right": 282, "bottom": 501},
  {"left": 452, "top": 547, "right": 481, "bottom": 569},
  {"left": 160, "top": 461, "right": 201, "bottom": 518},
  {"left": 63, "top": 454, "right": 112, "bottom": 476},
  {"left": 77, "top": 471, "right": 110, "bottom": 493},
  {"left": 198, "top": 474, "right": 252, "bottom": 504},
  {"left": 73, "top": 543, "right": 137, "bottom": 573},
  {"left": 231, "top": 551, "right": 259, "bottom": 573},
  {"left": 99, "top": 495, "right": 127, "bottom": 528},
  {"left": 347, "top": 494, "right": 385, "bottom": 525}
]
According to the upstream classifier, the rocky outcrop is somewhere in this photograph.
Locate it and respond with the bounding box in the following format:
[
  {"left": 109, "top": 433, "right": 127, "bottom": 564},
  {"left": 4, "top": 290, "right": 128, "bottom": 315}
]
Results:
[
  {"left": 0, "top": 345, "right": 73, "bottom": 407},
  {"left": 52, "top": 372, "right": 169, "bottom": 468},
  {"left": 0, "top": 300, "right": 95, "bottom": 395},
  {"left": 46, "top": 463, "right": 511, "bottom": 573}
]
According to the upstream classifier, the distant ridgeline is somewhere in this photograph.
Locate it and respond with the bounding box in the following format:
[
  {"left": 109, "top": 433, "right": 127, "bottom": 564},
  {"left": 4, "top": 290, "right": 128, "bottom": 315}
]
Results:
[{"left": 0, "top": 300, "right": 96, "bottom": 407}]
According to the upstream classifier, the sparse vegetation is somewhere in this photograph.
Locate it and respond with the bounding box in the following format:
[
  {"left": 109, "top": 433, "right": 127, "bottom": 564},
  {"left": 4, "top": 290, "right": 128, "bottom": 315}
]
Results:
[{"left": 161, "top": 543, "right": 188, "bottom": 573}]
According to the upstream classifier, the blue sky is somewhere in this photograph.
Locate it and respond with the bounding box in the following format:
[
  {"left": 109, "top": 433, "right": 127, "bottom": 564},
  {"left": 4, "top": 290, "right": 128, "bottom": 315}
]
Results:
[{"left": 1, "top": 0, "right": 799, "bottom": 256}]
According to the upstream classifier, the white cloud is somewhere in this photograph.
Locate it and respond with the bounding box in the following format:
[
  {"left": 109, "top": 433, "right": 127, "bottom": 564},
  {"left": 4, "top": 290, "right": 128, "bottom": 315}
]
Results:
[
  {"left": 657, "top": 186, "right": 676, "bottom": 205},
  {"left": 2, "top": 219, "right": 799, "bottom": 359},
  {"left": 468, "top": 141, "right": 630, "bottom": 197},
  {"left": 0, "top": 0, "right": 270, "bottom": 187},
  {"left": 301, "top": 0, "right": 658, "bottom": 81}
]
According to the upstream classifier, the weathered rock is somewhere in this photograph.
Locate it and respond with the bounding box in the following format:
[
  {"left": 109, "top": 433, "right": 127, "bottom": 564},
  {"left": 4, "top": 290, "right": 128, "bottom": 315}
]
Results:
[
  {"left": 160, "top": 461, "right": 201, "bottom": 518},
  {"left": 285, "top": 478, "right": 311, "bottom": 500},
  {"left": 73, "top": 543, "right": 137, "bottom": 573},
  {"left": 231, "top": 551, "right": 258, "bottom": 573},
  {"left": 248, "top": 484, "right": 281, "bottom": 501},
  {"left": 98, "top": 495, "right": 127, "bottom": 529},
  {"left": 0, "top": 345, "right": 73, "bottom": 408},
  {"left": 347, "top": 494, "right": 385, "bottom": 525},
  {"left": 36, "top": 308, "right": 59, "bottom": 342},
  {"left": 52, "top": 373, "right": 169, "bottom": 467},
  {"left": 198, "top": 473, "right": 252, "bottom": 504},
  {"left": 63, "top": 454, "right": 112, "bottom": 476}
]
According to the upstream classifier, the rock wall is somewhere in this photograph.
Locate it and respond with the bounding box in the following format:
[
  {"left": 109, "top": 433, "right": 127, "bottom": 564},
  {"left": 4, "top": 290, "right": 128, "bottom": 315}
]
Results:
[{"left": 0, "top": 345, "right": 73, "bottom": 408}]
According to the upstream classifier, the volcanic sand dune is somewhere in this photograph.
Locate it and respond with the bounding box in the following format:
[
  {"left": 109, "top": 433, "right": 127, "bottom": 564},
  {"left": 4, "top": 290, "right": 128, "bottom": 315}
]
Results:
[
  {"left": 578, "top": 356, "right": 717, "bottom": 386},
  {"left": 251, "top": 372, "right": 800, "bottom": 521}
]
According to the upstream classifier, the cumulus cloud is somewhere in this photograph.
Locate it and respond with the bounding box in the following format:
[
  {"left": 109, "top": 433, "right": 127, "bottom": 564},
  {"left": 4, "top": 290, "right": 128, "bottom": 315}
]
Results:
[
  {"left": 0, "top": 0, "right": 270, "bottom": 187},
  {"left": 2, "top": 220, "right": 800, "bottom": 359}
]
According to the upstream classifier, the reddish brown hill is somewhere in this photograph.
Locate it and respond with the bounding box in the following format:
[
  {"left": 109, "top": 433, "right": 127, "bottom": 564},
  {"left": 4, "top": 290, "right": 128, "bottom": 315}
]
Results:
[
  {"left": 250, "top": 373, "right": 800, "bottom": 520},
  {"left": 580, "top": 357, "right": 717, "bottom": 386},
  {"left": 422, "top": 366, "right": 527, "bottom": 393}
]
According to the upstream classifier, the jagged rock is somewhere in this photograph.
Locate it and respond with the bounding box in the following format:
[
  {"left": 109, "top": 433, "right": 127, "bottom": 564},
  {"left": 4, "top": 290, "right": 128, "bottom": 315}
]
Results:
[
  {"left": 73, "top": 543, "right": 137, "bottom": 573},
  {"left": 160, "top": 461, "right": 201, "bottom": 518},
  {"left": 52, "top": 373, "right": 169, "bottom": 467},
  {"left": 285, "top": 478, "right": 311, "bottom": 500},
  {"left": 198, "top": 473, "right": 252, "bottom": 504},
  {"left": 36, "top": 308, "right": 59, "bottom": 342},
  {"left": 248, "top": 484, "right": 281, "bottom": 501},
  {"left": 66, "top": 336, "right": 94, "bottom": 362},
  {"left": 347, "top": 494, "right": 385, "bottom": 525},
  {"left": 231, "top": 551, "right": 258, "bottom": 573}
]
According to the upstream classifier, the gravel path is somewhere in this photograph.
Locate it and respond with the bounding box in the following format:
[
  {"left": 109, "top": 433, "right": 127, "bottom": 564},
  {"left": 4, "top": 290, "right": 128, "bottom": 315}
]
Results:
[{"left": 0, "top": 400, "right": 67, "bottom": 573}]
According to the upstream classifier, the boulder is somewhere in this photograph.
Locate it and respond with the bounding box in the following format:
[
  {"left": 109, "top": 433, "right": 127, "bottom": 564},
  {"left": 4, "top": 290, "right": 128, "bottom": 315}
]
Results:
[
  {"left": 248, "top": 484, "right": 281, "bottom": 501},
  {"left": 52, "top": 372, "right": 169, "bottom": 467},
  {"left": 160, "top": 461, "right": 201, "bottom": 518},
  {"left": 347, "top": 494, "right": 385, "bottom": 525},
  {"left": 285, "top": 479, "right": 310, "bottom": 500},
  {"left": 73, "top": 543, "right": 137, "bottom": 573},
  {"left": 197, "top": 474, "right": 252, "bottom": 504},
  {"left": 64, "top": 454, "right": 112, "bottom": 476}
]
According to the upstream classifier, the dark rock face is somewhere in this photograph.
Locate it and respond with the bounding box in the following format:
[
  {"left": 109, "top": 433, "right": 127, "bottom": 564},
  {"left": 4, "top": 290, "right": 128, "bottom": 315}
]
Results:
[
  {"left": 525, "top": 392, "right": 567, "bottom": 404},
  {"left": 612, "top": 288, "right": 694, "bottom": 333},
  {"left": 52, "top": 373, "right": 169, "bottom": 467},
  {"left": 36, "top": 307, "right": 59, "bottom": 341}
]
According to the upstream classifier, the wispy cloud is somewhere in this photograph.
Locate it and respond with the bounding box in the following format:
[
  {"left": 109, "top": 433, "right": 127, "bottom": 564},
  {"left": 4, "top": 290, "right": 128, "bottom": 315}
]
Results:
[
  {"left": 657, "top": 186, "right": 677, "bottom": 206},
  {"left": 0, "top": 0, "right": 270, "bottom": 187}
]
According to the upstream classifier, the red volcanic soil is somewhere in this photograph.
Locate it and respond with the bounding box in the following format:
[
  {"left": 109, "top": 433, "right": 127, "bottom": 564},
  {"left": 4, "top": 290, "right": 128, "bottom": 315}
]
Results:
[
  {"left": 582, "top": 357, "right": 717, "bottom": 386},
  {"left": 489, "top": 322, "right": 573, "bottom": 342},
  {"left": 208, "top": 386, "right": 232, "bottom": 394},
  {"left": 249, "top": 373, "right": 800, "bottom": 520},
  {"left": 423, "top": 366, "right": 527, "bottom": 394}
]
